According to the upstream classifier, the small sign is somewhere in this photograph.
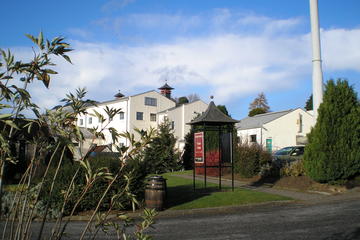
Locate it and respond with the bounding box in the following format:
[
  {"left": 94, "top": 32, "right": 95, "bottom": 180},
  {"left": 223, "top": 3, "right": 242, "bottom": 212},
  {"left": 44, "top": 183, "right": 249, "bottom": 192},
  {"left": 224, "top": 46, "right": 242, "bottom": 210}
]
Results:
[{"left": 194, "top": 132, "right": 204, "bottom": 163}]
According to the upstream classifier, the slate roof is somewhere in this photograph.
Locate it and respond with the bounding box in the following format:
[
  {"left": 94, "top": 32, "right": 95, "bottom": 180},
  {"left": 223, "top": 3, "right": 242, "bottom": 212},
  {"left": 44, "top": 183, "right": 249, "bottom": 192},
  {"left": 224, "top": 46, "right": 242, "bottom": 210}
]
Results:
[
  {"left": 188, "top": 101, "right": 239, "bottom": 125},
  {"left": 235, "top": 110, "right": 292, "bottom": 130}
]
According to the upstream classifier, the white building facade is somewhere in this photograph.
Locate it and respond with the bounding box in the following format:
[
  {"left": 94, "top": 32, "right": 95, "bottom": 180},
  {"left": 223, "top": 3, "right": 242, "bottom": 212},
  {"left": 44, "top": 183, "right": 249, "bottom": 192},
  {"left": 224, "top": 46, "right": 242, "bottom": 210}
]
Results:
[
  {"left": 158, "top": 100, "right": 208, "bottom": 150},
  {"left": 77, "top": 90, "right": 176, "bottom": 150},
  {"left": 236, "top": 109, "right": 314, "bottom": 152}
]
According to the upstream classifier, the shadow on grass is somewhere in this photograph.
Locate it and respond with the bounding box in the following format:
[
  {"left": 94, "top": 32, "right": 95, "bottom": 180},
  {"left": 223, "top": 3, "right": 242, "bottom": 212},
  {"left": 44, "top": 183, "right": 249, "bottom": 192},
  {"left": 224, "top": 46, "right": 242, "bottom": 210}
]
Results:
[{"left": 165, "top": 185, "right": 222, "bottom": 209}]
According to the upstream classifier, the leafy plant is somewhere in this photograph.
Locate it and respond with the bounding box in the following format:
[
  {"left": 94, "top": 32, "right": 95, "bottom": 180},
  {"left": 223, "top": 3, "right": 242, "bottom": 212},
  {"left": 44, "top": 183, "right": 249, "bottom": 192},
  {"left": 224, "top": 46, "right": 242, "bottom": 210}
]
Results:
[
  {"left": 248, "top": 108, "right": 267, "bottom": 117},
  {"left": 280, "top": 160, "right": 305, "bottom": 177},
  {"left": 0, "top": 32, "right": 157, "bottom": 240},
  {"left": 234, "top": 141, "right": 272, "bottom": 178}
]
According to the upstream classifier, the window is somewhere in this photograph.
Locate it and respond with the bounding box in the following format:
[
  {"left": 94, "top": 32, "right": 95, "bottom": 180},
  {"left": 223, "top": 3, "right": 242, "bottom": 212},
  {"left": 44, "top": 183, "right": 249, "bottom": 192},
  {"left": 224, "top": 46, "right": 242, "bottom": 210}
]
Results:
[
  {"left": 136, "top": 112, "right": 143, "bottom": 120},
  {"left": 88, "top": 117, "right": 92, "bottom": 124},
  {"left": 145, "top": 97, "right": 157, "bottom": 106},
  {"left": 119, "top": 111, "right": 125, "bottom": 120},
  {"left": 150, "top": 113, "right": 156, "bottom": 122},
  {"left": 291, "top": 147, "right": 305, "bottom": 156},
  {"left": 171, "top": 121, "right": 175, "bottom": 130},
  {"left": 79, "top": 119, "right": 84, "bottom": 126},
  {"left": 250, "top": 134, "right": 257, "bottom": 143}
]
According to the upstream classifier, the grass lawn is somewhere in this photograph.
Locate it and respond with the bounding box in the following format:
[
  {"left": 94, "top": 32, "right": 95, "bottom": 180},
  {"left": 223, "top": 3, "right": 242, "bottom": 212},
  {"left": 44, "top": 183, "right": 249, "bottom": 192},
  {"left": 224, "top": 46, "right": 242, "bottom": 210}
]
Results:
[{"left": 162, "top": 172, "right": 291, "bottom": 210}]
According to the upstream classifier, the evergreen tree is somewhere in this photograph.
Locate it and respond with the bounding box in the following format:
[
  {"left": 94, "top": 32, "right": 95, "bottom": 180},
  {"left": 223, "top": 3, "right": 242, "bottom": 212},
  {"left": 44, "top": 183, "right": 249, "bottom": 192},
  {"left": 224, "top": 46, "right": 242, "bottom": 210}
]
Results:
[
  {"left": 177, "top": 96, "right": 189, "bottom": 105},
  {"left": 248, "top": 92, "right": 270, "bottom": 116},
  {"left": 304, "top": 79, "right": 360, "bottom": 183},
  {"left": 217, "top": 105, "right": 230, "bottom": 117},
  {"left": 143, "top": 121, "right": 180, "bottom": 174},
  {"left": 248, "top": 108, "right": 267, "bottom": 117},
  {"left": 181, "top": 128, "right": 195, "bottom": 170},
  {"left": 305, "top": 94, "right": 313, "bottom": 111}
]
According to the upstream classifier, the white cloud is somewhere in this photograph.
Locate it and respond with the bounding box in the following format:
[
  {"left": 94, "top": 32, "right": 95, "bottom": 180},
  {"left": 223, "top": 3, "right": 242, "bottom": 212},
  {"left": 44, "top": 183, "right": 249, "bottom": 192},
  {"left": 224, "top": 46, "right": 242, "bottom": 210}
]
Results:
[
  {"left": 12, "top": 12, "right": 360, "bottom": 111},
  {"left": 94, "top": 9, "right": 304, "bottom": 38},
  {"left": 322, "top": 28, "right": 360, "bottom": 72}
]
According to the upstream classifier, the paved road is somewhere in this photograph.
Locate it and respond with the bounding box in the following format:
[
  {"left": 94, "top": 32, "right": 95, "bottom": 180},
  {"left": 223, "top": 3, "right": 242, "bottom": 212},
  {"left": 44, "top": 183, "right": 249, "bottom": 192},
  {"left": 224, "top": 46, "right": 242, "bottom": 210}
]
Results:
[
  {"left": 147, "top": 198, "right": 360, "bottom": 240},
  {"left": 4, "top": 196, "right": 358, "bottom": 239}
]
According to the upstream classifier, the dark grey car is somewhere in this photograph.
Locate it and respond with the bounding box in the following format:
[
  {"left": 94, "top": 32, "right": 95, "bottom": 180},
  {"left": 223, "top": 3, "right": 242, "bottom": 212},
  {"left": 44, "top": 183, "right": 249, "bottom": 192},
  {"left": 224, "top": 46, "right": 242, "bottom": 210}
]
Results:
[{"left": 273, "top": 146, "right": 305, "bottom": 167}]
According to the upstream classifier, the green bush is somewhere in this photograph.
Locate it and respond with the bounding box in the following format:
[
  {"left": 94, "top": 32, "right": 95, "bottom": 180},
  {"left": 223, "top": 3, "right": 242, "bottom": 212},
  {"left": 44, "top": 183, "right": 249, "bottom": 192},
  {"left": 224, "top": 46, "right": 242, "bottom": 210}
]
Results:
[
  {"left": 2, "top": 184, "right": 61, "bottom": 219},
  {"left": 304, "top": 79, "right": 360, "bottom": 183},
  {"left": 234, "top": 142, "right": 272, "bottom": 178},
  {"left": 280, "top": 160, "right": 305, "bottom": 177},
  {"left": 181, "top": 129, "right": 194, "bottom": 170},
  {"left": 143, "top": 121, "right": 181, "bottom": 174},
  {"left": 40, "top": 155, "right": 147, "bottom": 215}
]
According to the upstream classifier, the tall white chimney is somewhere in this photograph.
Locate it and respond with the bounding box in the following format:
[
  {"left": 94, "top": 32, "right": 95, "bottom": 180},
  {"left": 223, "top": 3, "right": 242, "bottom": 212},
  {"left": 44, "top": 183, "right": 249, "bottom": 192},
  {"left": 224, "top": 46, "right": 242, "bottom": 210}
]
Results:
[{"left": 309, "top": 0, "right": 324, "bottom": 120}]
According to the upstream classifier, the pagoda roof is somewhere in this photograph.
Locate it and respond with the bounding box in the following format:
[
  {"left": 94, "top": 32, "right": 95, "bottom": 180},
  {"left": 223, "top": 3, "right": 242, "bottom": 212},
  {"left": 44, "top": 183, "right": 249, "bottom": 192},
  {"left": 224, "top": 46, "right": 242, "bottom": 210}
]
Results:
[
  {"left": 158, "top": 82, "right": 174, "bottom": 90},
  {"left": 188, "top": 101, "right": 239, "bottom": 125},
  {"left": 114, "top": 91, "right": 125, "bottom": 98}
]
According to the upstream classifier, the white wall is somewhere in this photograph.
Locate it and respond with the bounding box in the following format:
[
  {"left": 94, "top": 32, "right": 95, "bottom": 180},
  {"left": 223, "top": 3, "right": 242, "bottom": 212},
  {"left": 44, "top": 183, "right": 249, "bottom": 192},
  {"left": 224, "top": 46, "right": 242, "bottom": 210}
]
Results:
[
  {"left": 237, "top": 128, "right": 262, "bottom": 145},
  {"left": 158, "top": 100, "right": 208, "bottom": 150},
  {"left": 76, "top": 91, "right": 176, "bottom": 150},
  {"left": 77, "top": 99, "right": 129, "bottom": 149},
  {"left": 237, "top": 109, "right": 314, "bottom": 152},
  {"left": 129, "top": 91, "right": 175, "bottom": 139},
  {"left": 263, "top": 109, "right": 313, "bottom": 151}
]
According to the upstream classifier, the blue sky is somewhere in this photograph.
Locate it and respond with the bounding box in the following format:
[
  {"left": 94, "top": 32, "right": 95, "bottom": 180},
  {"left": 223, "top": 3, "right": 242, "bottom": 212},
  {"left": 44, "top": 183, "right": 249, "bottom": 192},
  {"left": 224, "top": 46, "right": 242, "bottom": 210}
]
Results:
[{"left": 1, "top": 0, "right": 360, "bottom": 119}]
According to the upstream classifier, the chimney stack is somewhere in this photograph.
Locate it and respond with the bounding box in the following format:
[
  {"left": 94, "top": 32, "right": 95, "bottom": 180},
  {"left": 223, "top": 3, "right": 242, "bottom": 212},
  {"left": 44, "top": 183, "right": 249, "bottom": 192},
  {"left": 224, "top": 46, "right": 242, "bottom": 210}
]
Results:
[{"left": 309, "top": 0, "right": 324, "bottom": 121}]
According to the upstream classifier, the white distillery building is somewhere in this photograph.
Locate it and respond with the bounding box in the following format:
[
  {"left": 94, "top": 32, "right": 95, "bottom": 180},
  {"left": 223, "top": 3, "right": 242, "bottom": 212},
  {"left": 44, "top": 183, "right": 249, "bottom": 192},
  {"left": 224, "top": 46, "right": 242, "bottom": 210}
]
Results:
[
  {"left": 75, "top": 83, "right": 208, "bottom": 155},
  {"left": 236, "top": 108, "right": 314, "bottom": 152},
  {"left": 158, "top": 100, "right": 208, "bottom": 150},
  {"left": 77, "top": 85, "right": 176, "bottom": 151}
]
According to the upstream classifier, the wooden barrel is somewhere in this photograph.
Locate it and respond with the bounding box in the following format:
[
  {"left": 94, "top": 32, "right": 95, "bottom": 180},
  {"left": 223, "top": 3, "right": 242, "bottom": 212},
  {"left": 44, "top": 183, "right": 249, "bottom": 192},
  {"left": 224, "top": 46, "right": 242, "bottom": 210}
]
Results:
[{"left": 145, "top": 176, "right": 167, "bottom": 211}]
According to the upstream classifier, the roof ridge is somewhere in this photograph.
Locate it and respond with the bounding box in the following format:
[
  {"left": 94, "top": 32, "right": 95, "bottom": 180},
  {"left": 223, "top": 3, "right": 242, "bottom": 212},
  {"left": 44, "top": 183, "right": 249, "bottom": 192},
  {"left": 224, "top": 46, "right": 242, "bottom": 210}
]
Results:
[{"left": 251, "top": 109, "right": 292, "bottom": 117}]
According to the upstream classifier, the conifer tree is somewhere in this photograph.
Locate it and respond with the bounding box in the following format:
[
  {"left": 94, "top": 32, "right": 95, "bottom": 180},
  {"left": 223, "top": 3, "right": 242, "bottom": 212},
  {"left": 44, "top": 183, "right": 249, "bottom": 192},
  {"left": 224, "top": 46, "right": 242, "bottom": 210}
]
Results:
[
  {"left": 143, "top": 121, "right": 180, "bottom": 174},
  {"left": 304, "top": 79, "right": 360, "bottom": 183},
  {"left": 305, "top": 94, "right": 313, "bottom": 111},
  {"left": 181, "top": 128, "right": 194, "bottom": 170},
  {"left": 217, "top": 105, "right": 230, "bottom": 117}
]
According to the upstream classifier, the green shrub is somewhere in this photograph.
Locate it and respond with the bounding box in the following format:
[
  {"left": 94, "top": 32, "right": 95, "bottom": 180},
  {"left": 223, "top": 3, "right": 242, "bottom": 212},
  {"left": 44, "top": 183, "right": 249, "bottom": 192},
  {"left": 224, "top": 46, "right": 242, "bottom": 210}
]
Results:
[
  {"left": 280, "top": 160, "right": 305, "bottom": 177},
  {"left": 181, "top": 129, "right": 194, "bottom": 170},
  {"left": 40, "top": 155, "right": 147, "bottom": 215},
  {"left": 259, "top": 162, "right": 280, "bottom": 178},
  {"left": 234, "top": 142, "right": 272, "bottom": 178},
  {"left": 304, "top": 79, "right": 360, "bottom": 183},
  {"left": 2, "top": 184, "right": 61, "bottom": 219},
  {"left": 143, "top": 121, "right": 181, "bottom": 174}
]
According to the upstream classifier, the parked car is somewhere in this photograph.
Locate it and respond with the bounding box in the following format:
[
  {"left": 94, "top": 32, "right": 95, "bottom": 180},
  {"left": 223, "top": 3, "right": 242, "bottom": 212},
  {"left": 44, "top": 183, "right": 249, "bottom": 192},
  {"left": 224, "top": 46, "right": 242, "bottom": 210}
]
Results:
[{"left": 272, "top": 146, "right": 305, "bottom": 167}]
